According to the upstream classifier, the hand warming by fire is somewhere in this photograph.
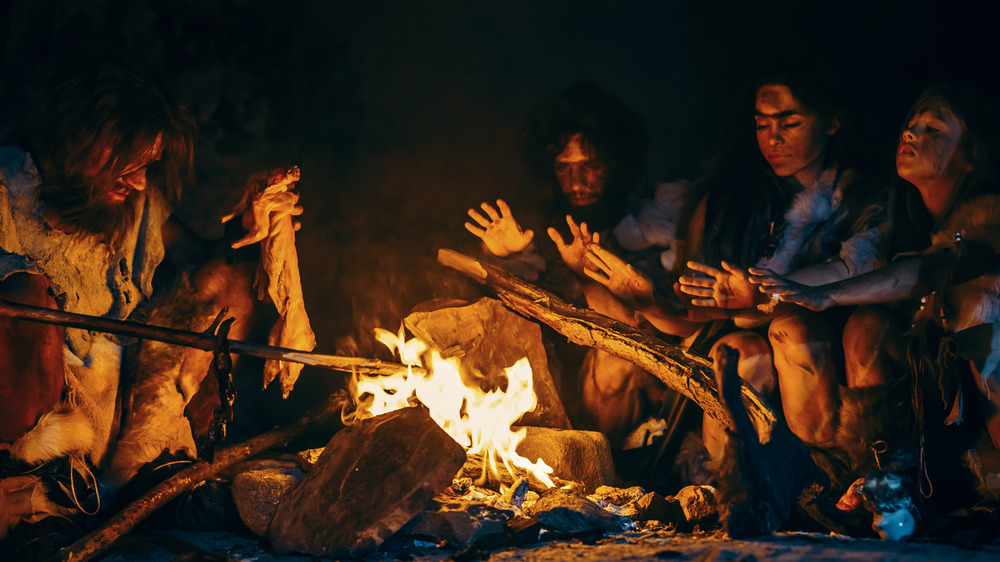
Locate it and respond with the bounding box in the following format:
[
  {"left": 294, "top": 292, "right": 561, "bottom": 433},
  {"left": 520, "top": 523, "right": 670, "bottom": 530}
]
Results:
[{"left": 5, "top": 40, "right": 1000, "bottom": 562}]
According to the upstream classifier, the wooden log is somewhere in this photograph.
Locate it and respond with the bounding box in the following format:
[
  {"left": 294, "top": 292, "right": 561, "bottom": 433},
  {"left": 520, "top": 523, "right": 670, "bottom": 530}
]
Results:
[
  {"left": 436, "top": 249, "right": 778, "bottom": 436},
  {"left": 48, "top": 394, "right": 348, "bottom": 562}
]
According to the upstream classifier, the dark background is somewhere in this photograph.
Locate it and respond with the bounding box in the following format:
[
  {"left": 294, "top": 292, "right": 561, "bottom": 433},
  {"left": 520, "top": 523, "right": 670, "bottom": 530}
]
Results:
[{"left": 2, "top": 0, "right": 998, "bottom": 427}]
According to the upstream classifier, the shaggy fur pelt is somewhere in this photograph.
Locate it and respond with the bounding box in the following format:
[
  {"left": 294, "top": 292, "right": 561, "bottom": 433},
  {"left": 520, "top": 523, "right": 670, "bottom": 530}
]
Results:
[
  {"left": 833, "top": 378, "right": 918, "bottom": 489},
  {"left": 107, "top": 274, "right": 217, "bottom": 487}
]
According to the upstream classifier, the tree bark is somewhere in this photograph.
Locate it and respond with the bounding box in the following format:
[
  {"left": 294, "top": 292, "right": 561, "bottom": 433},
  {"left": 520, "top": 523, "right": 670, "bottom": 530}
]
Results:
[{"left": 437, "top": 249, "right": 779, "bottom": 436}]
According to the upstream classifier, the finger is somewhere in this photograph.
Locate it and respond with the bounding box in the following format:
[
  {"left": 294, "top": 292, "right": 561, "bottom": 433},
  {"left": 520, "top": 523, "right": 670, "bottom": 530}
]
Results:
[
  {"left": 293, "top": 220, "right": 302, "bottom": 232},
  {"left": 593, "top": 231, "right": 600, "bottom": 245},
  {"left": 522, "top": 229, "right": 535, "bottom": 243},
  {"left": 588, "top": 243, "right": 624, "bottom": 269},
  {"left": 689, "top": 298, "right": 718, "bottom": 307},
  {"left": 496, "top": 199, "right": 514, "bottom": 218},
  {"left": 686, "top": 261, "right": 722, "bottom": 277},
  {"left": 583, "top": 266, "right": 611, "bottom": 286},
  {"left": 585, "top": 250, "right": 610, "bottom": 274},
  {"left": 547, "top": 227, "right": 567, "bottom": 249},
  {"left": 480, "top": 202, "right": 500, "bottom": 221},
  {"left": 679, "top": 286, "right": 714, "bottom": 298},
  {"left": 221, "top": 211, "right": 237, "bottom": 224},
  {"left": 721, "top": 261, "right": 748, "bottom": 277},
  {"left": 580, "top": 221, "right": 590, "bottom": 242},
  {"left": 467, "top": 209, "right": 490, "bottom": 228},
  {"left": 564, "top": 215, "right": 582, "bottom": 239},
  {"left": 464, "top": 222, "right": 486, "bottom": 238},
  {"left": 747, "top": 267, "right": 776, "bottom": 276},
  {"left": 678, "top": 275, "right": 714, "bottom": 288}
]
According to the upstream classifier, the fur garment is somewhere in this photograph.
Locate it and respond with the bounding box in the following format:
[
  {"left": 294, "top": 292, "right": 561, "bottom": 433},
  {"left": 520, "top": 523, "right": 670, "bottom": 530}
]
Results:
[
  {"left": 108, "top": 275, "right": 217, "bottom": 487},
  {"left": 919, "top": 193, "right": 1000, "bottom": 381}
]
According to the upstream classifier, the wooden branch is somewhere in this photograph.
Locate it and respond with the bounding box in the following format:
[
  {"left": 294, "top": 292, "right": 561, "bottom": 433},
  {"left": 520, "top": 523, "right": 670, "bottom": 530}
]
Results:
[
  {"left": 437, "top": 249, "right": 779, "bottom": 435},
  {"left": 0, "top": 299, "right": 418, "bottom": 377},
  {"left": 49, "top": 394, "right": 347, "bottom": 562}
]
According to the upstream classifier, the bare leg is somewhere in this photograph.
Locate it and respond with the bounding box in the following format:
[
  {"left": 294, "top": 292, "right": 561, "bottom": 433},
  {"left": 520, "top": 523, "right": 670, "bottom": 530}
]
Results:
[
  {"left": 702, "top": 330, "right": 775, "bottom": 460},
  {"left": 843, "top": 305, "right": 905, "bottom": 389},
  {"left": 769, "top": 310, "right": 838, "bottom": 447}
]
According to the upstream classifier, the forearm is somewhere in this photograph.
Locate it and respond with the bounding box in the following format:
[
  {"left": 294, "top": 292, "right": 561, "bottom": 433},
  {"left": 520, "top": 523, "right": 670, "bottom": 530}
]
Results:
[
  {"left": 785, "top": 259, "right": 851, "bottom": 287},
  {"left": 581, "top": 281, "right": 640, "bottom": 327}
]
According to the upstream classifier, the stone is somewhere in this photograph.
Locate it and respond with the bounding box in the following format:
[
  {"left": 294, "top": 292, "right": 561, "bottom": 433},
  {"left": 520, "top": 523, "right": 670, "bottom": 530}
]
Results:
[
  {"left": 394, "top": 498, "right": 511, "bottom": 549},
  {"left": 633, "top": 491, "right": 684, "bottom": 524},
  {"left": 589, "top": 485, "right": 647, "bottom": 507},
  {"left": 675, "top": 485, "right": 718, "bottom": 526},
  {"left": 230, "top": 467, "right": 305, "bottom": 536},
  {"left": 527, "top": 487, "right": 633, "bottom": 534},
  {"left": 266, "top": 407, "right": 466, "bottom": 557},
  {"left": 515, "top": 427, "right": 614, "bottom": 493},
  {"left": 505, "top": 515, "right": 541, "bottom": 546},
  {"left": 296, "top": 447, "right": 324, "bottom": 471},
  {"left": 405, "top": 297, "right": 571, "bottom": 430}
]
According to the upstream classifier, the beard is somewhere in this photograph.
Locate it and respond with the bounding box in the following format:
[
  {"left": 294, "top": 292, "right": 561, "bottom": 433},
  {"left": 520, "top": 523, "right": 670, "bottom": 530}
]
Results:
[{"left": 39, "top": 179, "right": 141, "bottom": 247}]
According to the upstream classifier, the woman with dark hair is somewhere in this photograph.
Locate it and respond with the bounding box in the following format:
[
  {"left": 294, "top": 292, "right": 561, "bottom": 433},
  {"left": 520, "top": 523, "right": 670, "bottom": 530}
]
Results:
[
  {"left": 587, "top": 69, "right": 888, "bottom": 472},
  {"left": 752, "top": 86, "right": 1000, "bottom": 524}
]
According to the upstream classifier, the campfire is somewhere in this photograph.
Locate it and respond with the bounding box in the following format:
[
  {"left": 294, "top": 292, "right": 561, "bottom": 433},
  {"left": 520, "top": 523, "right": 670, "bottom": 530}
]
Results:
[{"left": 350, "top": 324, "right": 557, "bottom": 491}]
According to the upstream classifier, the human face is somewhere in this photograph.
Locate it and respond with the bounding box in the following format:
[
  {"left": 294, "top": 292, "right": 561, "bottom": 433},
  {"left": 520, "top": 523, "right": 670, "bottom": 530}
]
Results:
[
  {"left": 84, "top": 134, "right": 164, "bottom": 206},
  {"left": 555, "top": 133, "right": 607, "bottom": 207},
  {"left": 755, "top": 84, "right": 838, "bottom": 186},
  {"left": 897, "top": 98, "right": 972, "bottom": 194},
  {"left": 105, "top": 134, "right": 164, "bottom": 204}
]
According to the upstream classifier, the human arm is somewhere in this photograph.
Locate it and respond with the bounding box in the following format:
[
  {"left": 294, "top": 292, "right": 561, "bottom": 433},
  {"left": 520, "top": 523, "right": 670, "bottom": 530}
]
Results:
[
  {"left": 748, "top": 248, "right": 990, "bottom": 311},
  {"left": 583, "top": 243, "right": 704, "bottom": 338}
]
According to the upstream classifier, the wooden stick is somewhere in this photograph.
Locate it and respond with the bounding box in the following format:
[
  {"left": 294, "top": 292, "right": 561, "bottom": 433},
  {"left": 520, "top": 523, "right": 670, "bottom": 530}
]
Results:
[
  {"left": 48, "top": 395, "right": 346, "bottom": 562},
  {"left": 0, "top": 299, "right": 420, "bottom": 377},
  {"left": 437, "top": 248, "right": 779, "bottom": 435}
]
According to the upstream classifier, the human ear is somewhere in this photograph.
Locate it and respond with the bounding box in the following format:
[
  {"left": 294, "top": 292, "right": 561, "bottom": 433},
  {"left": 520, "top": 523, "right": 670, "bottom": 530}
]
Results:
[{"left": 826, "top": 116, "right": 840, "bottom": 136}]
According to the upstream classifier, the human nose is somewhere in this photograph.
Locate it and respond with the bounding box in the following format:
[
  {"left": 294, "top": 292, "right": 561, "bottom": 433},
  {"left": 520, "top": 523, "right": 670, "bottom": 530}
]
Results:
[
  {"left": 901, "top": 126, "right": 917, "bottom": 142},
  {"left": 761, "top": 122, "right": 782, "bottom": 146},
  {"left": 122, "top": 170, "right": 147, "bottom": 191},
  {"left": 570, "top": 166, "right": 587, "bottom": 190}
]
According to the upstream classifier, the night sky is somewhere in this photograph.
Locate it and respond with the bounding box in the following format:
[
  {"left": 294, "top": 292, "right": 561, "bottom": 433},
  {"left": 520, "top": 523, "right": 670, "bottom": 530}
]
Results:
[{"left": 2, "top": 0, "right": 998, "bottom": 425}]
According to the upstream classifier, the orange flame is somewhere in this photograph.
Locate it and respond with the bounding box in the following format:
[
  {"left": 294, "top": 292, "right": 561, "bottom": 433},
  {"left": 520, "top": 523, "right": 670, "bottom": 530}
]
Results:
[{"left": 350, "top": 325, "right": 555, "bottom": 490}]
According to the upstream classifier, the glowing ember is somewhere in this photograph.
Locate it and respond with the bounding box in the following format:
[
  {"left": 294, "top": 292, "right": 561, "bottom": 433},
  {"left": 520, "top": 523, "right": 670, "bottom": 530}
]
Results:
[{"left": 350, "top": 325, "right": 556, "bottom": 490}]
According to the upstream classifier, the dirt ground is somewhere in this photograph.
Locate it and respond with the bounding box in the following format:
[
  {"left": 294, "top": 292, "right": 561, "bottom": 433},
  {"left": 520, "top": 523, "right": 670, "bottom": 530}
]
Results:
[{"left": 99, "top": 526, "right": 1000, "bottom": 562}]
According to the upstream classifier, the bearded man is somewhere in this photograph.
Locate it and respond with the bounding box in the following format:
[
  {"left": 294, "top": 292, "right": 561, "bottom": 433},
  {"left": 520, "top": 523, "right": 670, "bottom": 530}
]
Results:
[{"left": 0, "top": 56, "right": 311, "bottom": 550}]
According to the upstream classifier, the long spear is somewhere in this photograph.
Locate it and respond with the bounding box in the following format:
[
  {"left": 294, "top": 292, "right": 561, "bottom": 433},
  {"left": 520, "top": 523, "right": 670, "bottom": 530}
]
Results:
[{"left": 0, "top": 299, "right": 418, "bottom": 377}]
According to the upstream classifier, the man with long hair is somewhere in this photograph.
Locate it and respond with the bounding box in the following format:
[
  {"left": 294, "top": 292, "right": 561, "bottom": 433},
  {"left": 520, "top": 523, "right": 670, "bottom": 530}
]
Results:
[{"left": 0, "top": 55, "right": 309, "bottom": 552}]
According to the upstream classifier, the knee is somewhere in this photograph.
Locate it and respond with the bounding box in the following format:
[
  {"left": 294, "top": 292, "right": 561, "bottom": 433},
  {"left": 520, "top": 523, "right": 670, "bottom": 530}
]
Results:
[
  {"left": 768, "top": 310, "right": 830, "bottom": 348},
  {"left": 843, "top": 305, "right": 895, "bottom": 354},
  {"left": 711, "top": 331, "right": 775, "bottom": 397}
]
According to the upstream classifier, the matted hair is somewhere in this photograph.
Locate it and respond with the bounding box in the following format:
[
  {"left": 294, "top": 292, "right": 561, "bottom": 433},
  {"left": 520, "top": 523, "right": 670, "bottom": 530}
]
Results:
[
  {"left": 518, "top": 82, "right": 649, "bottom": 230},
  {"left": 21, "top": 54, "right": 196, "bottom": 245}
]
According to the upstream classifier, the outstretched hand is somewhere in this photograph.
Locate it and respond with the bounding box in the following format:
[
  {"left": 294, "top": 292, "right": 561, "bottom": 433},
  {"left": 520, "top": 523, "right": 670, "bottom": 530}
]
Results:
[
  {"left": 749, "top": 267, "right": 835, "bottom": 311},
  {"left": 222, "top": 167, "right": 304, "bottom": 249},
  {"left": 678, "top": 260, "right": 761, "bottom": 309},
  {"left": 465, "top": 199, "right": 534, "bottom": 257},
  {"left": 583, "top": 242, "right": 653, "bottom": 308},
  {"left": 548, "top": 215, "right": 599, "bottom": 276}
]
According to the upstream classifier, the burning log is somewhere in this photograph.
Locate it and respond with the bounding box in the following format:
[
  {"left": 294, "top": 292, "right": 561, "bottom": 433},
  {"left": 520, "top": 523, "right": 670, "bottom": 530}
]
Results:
[{"left": 436, "top": 249, "right": 778, "bottom": 435}]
